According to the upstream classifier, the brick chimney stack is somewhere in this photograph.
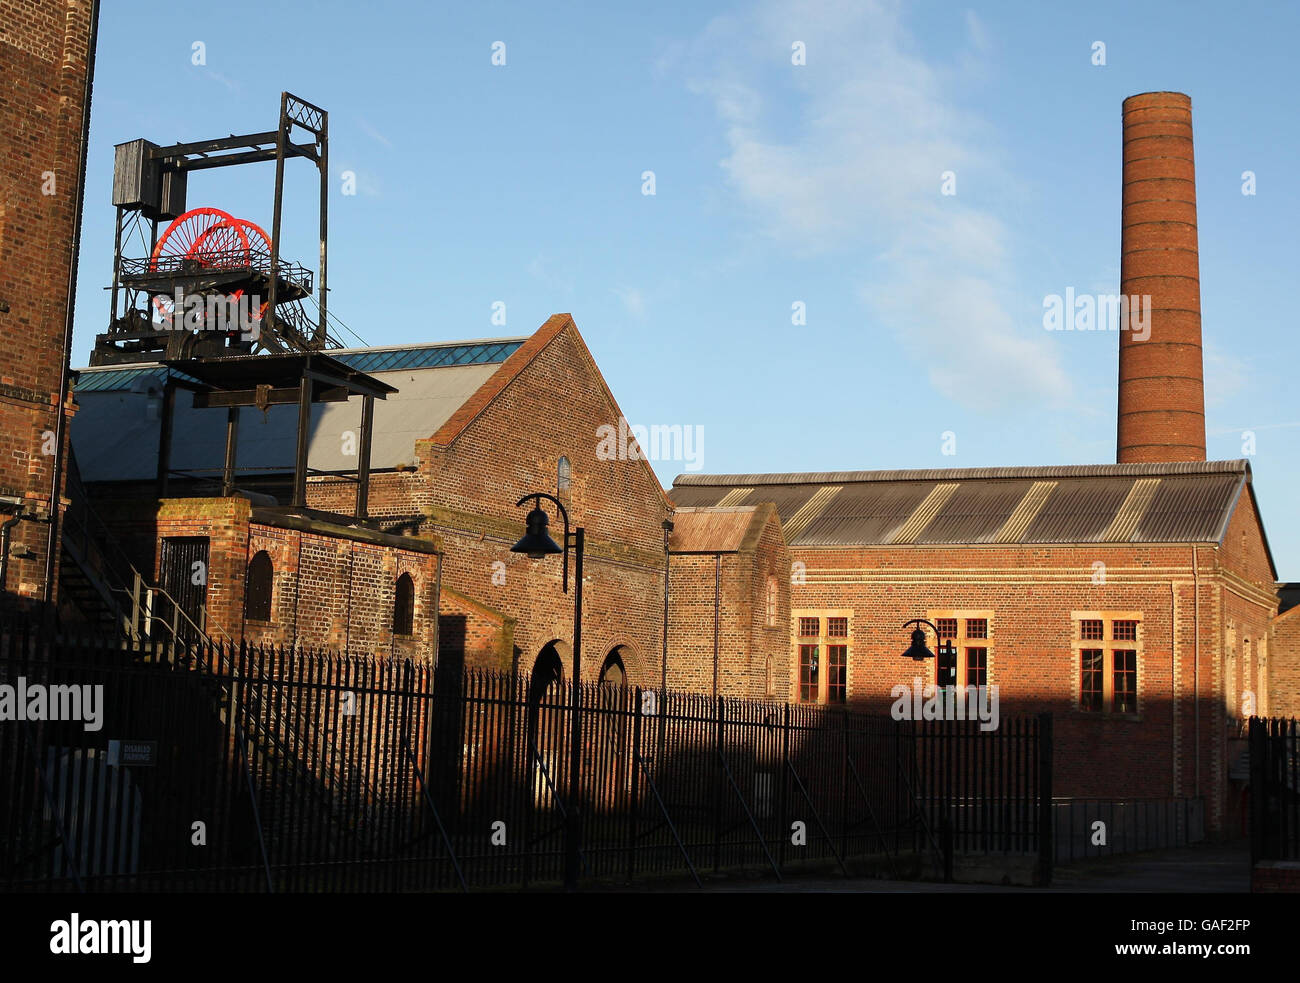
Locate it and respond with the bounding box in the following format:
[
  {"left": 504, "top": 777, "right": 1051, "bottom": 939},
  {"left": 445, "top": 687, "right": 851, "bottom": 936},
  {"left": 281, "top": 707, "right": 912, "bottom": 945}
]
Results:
[{"left": 1117, "top": 91, "right": 1206, "bottom": 463}]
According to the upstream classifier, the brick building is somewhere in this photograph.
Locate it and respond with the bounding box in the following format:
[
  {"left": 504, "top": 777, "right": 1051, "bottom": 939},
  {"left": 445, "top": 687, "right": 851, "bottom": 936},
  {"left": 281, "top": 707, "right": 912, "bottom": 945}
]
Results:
[
  {"left": 670, "top": 459, "right": 1279, "bottom": 834},
  {"left": 70, "top": 315, "right": 785, "bottom": 694},
  {"left": 0, "top": 0, "right": 97, "bottom": 608},
  {"left": 668, "top": 92, "right": 1298, "bottom": 836},
  {"left": 35, "top": 70, "right": 1299, "bottom": 840},
  {"left": 1273, "top": 590, "right": 1300, "bottom": 718}
]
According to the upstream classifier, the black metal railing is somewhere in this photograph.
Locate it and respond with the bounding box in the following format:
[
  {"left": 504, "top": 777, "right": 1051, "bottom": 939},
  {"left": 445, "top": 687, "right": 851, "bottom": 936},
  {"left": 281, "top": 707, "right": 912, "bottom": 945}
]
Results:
[
  {"left": 60, "top": 477, "right": 233, "bottom": 647},
  {"left": 1052, "top": 797, "right": 1204, "bottom": 862},
  {"left": 118, "top": 250, "right": 315, "bottom": 294},
  {"left": 0, "top": 619, "right": 1053, "bottom": 892},
  {"left": 1250, "top": 716, "right": 1299, "bottom": 863}
]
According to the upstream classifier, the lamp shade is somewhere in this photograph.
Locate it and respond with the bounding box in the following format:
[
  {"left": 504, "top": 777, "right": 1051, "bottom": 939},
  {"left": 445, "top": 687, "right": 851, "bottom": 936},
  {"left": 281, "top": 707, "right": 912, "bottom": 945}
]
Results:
[
  {"left": 902, "top": 626, "right": 935, "bottom": 661},
  {"left": 510, "top": 506, "right": 563, "bottom": 559}
]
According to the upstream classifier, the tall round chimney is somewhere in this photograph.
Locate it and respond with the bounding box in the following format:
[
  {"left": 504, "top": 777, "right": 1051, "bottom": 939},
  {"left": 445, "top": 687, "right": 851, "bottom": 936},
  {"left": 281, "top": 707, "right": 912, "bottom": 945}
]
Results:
[{"left": 1117, "top": 91, "right": 1206, "bottom": 463}]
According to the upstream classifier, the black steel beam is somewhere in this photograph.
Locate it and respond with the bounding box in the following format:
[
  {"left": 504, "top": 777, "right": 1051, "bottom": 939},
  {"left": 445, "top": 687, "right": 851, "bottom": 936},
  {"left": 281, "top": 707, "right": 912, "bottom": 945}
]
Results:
[
  {"left": 151, "top": 131, "right": 279, "bottom": 159},
  {"left": 156, "top": 381, "right": 177, "bottom": 498},
  {"left": 292, "top": 378, "right": 311, "bottom": 508},
  {"left": 356, "top": 395, "right": 373, "bottom": 519},
  {"left": 222, "top": 406, "right": 240, "bottom": 497},
  {"left": 193, "top": 387, "right": 350, "bottom": 409},
  {"left": 304, "top": 367, "right": 391, "bottom": 399},
  {"left": 174, "top": 143, "right": 319, "bottom": 172}
]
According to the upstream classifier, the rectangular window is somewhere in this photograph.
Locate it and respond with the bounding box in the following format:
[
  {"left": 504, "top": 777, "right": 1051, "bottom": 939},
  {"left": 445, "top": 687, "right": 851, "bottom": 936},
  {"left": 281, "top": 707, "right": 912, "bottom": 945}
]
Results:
[
  {"left": 930, "top": 612, "right": 993, "bottom": 689},
  {"left": 1074, "top": 615, "right": 1141, "bottom": 715},
  {"left": 1080, "top": 650, "right": 1103, "bottom": 712},
  {"left": 798, "top": 644, "right": 819, "bottom": 702},
  {"left": 827, "top": 645, "right": 847, "bottom": 703},
  {"left": 792, "top": 611, "right": 851, "bottom": 705},
  {"left": 1113, "top": 650, "right": 1138, "bottom": 713}
]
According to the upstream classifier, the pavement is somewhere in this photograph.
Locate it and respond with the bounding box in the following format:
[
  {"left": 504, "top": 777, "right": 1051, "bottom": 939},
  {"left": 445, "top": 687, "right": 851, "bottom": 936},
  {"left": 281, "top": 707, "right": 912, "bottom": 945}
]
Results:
[{"left": 677, "top": 842, "right": 1252, "bottom": 893}]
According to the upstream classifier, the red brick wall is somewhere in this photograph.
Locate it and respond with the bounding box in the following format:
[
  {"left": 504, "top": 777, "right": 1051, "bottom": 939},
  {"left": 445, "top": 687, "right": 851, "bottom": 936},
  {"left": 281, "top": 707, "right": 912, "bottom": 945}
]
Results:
[
  {"left": 311, "top": 319, "right": 675, "bottom": 690},
  {"left": 437, "top": 587, "right": 513, "bottom": 673},
  {"left": 1271, "top": 608, "right": 1300, "bottom": 718},
  {"left": 783, "top": 528, "right": 1272, "bottom": 835},
  {"left": 0, "top": 1, "right": 96, "bottom": 605},
  {"left": 746, "top": 508, "right": 792, "bottom": 700},
  {"left": 1252, "top": 862, "right": 1300, "bottom": 893},
  {"left": 667, "top": 507, "right": 791, "bottom": 699},
  {"left": 102, "top": 497, "right": 438, "bottom": 658}
]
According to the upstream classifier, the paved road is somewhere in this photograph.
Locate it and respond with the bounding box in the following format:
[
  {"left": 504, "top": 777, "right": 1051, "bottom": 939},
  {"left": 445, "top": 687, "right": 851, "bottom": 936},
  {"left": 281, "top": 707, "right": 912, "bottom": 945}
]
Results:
[{"left": 686, "top": 842, "right": 1251, "bottom": 893}]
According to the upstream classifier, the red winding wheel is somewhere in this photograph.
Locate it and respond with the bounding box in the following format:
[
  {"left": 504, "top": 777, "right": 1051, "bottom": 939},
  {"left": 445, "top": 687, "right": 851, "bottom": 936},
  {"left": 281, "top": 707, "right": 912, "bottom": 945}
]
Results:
[
  {"left": 150, "top": 207, "right": 249, "bottom": 270},
  {"left": 149, "top": 208, "right": 270, "bottom": 329}
]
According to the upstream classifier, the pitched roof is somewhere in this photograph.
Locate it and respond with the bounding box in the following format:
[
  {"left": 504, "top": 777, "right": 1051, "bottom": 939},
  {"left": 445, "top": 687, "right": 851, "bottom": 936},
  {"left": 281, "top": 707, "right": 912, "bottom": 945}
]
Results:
[
  {"left": 430, "top": 315, "right": 570, "bottom": 447},
  {"left": 670, "top": 460, "right": 1254, "bottom": 548},
  {"left": 424, "top": 313, "right": 674, "bottom": 508},
  {"left": 669, "top": 505, "right": 774, "bottom": 554}
]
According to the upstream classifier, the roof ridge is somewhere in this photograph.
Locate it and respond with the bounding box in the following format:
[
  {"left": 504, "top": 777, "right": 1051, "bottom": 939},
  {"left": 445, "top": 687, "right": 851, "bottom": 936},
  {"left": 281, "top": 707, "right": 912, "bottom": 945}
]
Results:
[
  {"left": 674, "top": 459, "right": 1251, "bottom": 486},
  {"left": 428, "top": 314, "right": 572, "bottom": 447}
]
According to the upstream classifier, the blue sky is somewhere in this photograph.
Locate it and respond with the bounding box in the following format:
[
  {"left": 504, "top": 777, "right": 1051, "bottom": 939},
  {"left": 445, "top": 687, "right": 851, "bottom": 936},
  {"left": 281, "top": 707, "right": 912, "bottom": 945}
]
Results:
[{"left": 74, "top": 0, "right": 1300, "bottom": 577}]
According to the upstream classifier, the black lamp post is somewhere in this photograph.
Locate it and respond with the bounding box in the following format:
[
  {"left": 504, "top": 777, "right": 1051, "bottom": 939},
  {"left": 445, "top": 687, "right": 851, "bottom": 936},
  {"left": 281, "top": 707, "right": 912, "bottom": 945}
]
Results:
[
  {"left": 901, "top": 618, "right": 957, "bottom": 687},
  {"left": 510, "top": 492, "right": 584, "bottom": 891}
]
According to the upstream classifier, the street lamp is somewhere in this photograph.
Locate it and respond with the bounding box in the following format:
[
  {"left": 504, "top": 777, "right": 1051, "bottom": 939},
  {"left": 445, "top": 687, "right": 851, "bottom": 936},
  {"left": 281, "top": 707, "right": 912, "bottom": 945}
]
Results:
[
  {"left": 510, "top": 492, "right": 584, "bottom": 890},
  {"left": 901, "top": 618, "right": 956, "bottom": 687}
]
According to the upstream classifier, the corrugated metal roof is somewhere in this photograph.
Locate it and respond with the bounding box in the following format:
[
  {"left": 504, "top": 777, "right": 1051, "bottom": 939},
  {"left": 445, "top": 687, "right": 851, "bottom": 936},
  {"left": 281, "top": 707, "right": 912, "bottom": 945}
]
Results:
[
  {"left": 673, "top": 459, "right": 1250, "bottom": 486},
  {"left": 915, "top": 481, "right": 1034, "bottom": 544},
  {"left": 1136, "top": 473, "right": 1242, "bottom": 542},
  {"left": 799, "top": 482, "right": 934, "bottom": 546},
  {"left": 669, "top": 507, "right": 761, "bottom": 553},
  {"left": 669, "top": 460, "right": 1251, "bottom": 547},
  {"left": 1019, "top": 477, "right": 1133, "bottom": 543}
]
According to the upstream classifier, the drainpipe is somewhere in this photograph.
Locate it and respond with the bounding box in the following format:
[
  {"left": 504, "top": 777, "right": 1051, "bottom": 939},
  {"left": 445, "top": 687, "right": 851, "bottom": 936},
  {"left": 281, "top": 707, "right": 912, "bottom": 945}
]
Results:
[
  {"left": 44, "top": 0, "right": 102, "bottom": 603},
  {"left": 433, "top": 550, "right": 442, "bottom": 667},
  {"left": 713, "top": 553, "right": 720, "bottom": 700},
  {"left": 661, "top": 519, "right": 672, "bottom": 693},
  {"left": 1172, "top": 579, "right": 1180, "bottom": 797},
  {"left": 1192, "top": 545, "right": 1201, "bottom": 797}
]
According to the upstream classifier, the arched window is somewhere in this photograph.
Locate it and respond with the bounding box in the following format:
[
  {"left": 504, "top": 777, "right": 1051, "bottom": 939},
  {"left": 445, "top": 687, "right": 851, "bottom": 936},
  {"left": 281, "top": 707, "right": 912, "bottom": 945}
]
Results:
[
  {"left": 766, "top": 576, "right": 778, "bottom": 626},
  {"left": 244, "top": 550, "right": 273, "bottom": 622},
  {"left": 393, "top": 572, "right": 415, "bottom": 636},
  {"left": 557, "top": 456, "right": 571, "bottom": 495}
]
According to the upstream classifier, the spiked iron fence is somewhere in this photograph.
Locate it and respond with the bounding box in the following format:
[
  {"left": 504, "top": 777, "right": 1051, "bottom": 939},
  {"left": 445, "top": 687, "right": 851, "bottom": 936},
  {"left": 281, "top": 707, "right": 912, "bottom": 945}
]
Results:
[
  {"left": 0, "top": 619, "right": 1052, "bottom": 891},
  {"left": 1250, "top": 716, "right": 1299, "bottom": 864}
]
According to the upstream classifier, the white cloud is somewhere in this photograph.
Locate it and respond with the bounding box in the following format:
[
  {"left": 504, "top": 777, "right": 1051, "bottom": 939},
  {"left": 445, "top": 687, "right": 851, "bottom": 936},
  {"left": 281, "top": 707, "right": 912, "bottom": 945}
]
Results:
[
  {"left": 527, "top": 253, "right": 575, "bottom": 294},
  {"left": 358, "top": 117, "right": 394, "bottom": 150},
  {"left": 682, "top": 0, "right": 1069, "bottom": 410},
  {"left": 613, "top": 286, "right": 647, "bottom": 319},
  {"left": 1203, "top": 339, "right": 1248, "bottom": 408}
]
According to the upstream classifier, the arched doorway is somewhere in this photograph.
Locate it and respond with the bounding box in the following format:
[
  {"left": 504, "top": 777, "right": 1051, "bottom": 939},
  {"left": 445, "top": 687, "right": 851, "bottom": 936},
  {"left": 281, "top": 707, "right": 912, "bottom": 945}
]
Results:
[
  {"left": 592, "top": 646, "right": 634, "bottom": 810},
  {"left": 527, "top": 642, "right": 569, "bottom": 809}
]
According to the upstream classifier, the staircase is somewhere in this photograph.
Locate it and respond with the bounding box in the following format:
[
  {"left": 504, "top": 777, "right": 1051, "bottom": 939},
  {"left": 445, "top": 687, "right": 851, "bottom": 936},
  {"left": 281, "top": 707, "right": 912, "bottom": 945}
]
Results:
[{"left": 58, "top": 452, "right": 385, "bottom": 853}]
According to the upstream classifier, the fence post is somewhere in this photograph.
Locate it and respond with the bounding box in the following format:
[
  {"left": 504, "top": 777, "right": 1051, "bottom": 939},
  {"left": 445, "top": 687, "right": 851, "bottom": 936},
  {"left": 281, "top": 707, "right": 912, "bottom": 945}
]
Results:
[
  {"left": 1248, "top": 716, "right": 1263, "bottom": 865},
  {"left": 1038, "top": 712, "right": 1053, "bottom": 887},
  {"left": 840, "top": 709, "right": 850, "bottom": 862},
  {"left": 713, "top": 694, "right": 724, "bottom": 873},
  {"left": 627, "top": 687, "right": 642, "bottom": 884},
  {"left": 778, "top": 702, "right": 789, "bottom": 871}
]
